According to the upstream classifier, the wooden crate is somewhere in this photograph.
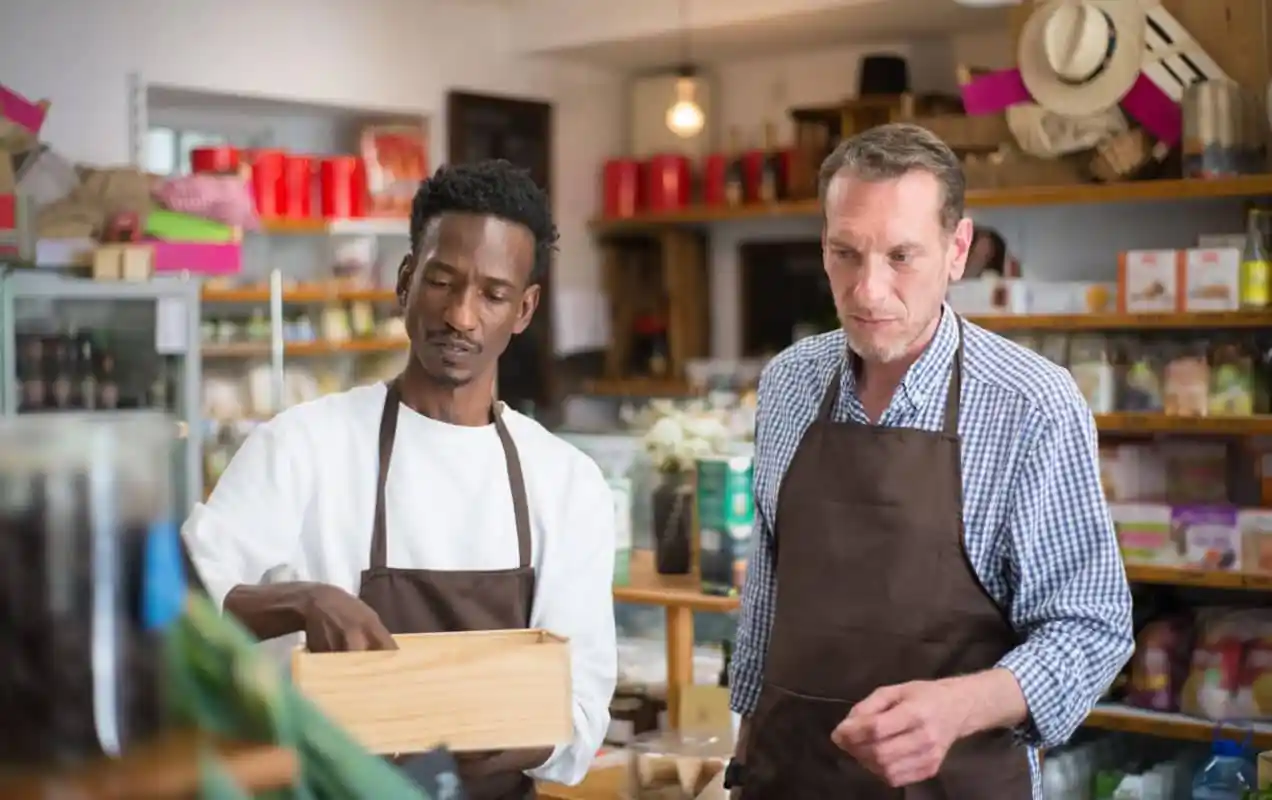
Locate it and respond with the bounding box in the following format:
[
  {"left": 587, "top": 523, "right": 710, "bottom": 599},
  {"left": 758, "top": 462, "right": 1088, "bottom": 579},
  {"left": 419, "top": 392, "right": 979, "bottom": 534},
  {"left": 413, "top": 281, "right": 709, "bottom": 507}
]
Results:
[{"left": 291, "top": 629, "right": 572, "bottom": 755}]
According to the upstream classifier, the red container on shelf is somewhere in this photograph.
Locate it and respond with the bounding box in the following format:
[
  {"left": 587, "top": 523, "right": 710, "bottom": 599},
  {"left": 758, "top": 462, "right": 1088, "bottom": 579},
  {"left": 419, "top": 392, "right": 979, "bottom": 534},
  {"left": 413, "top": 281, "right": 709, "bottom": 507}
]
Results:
[
  {"left": 645, "top": 154, "right": 692, "bottom": 213},
  {"left": 189, "top": 145, "right": 240, "bottom": 175},
  {"left": 280, "top": 154, "right": 314, "bottom": 219},
  {"left": 248, "top": 149, "right": 286, "bottom": 218},
  {"left": 320, "top": 156, "right": 366, "bottom": 219},
  {"left": 701, "top": 153, "right": 728, "bottom": 206},
  {"left": 602, "top": 159, "right": 643, "bottom": 218}
]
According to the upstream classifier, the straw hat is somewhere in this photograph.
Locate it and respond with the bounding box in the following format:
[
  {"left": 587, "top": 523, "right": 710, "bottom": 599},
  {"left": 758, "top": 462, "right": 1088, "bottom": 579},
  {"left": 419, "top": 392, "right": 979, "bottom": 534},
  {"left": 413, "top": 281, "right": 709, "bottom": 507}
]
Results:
[{"left": 1018, "top": 0, "right": 1147, "bottom": 117}]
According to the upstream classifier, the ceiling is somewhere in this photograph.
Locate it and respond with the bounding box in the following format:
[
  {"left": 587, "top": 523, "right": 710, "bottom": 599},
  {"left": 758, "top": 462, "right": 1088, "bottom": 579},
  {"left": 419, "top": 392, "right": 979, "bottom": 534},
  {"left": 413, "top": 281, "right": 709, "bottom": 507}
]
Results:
[{"left": 531, "top": 0, "right": 1014, "bottom": 70}]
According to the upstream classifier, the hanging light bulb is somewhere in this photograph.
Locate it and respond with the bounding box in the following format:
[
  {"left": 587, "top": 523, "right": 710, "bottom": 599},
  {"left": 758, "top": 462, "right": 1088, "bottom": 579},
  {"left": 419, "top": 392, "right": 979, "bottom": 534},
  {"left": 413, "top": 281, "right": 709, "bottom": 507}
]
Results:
[{"left": 665, "top": 74, "right": 704, "bottom": 138}]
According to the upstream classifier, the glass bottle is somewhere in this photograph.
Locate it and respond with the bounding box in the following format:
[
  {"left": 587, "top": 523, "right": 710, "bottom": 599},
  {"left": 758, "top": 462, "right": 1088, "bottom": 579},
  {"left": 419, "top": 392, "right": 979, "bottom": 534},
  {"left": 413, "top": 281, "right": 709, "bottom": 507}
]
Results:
[
  {"left": 758, "top": 121, "right": 784, "bottom": 204},
  {"left": 723, "top": 127, "right": 745, "bottom": 208},
  {"left": 1239, "top": 208, "right": 1270, "bottom": 308}
]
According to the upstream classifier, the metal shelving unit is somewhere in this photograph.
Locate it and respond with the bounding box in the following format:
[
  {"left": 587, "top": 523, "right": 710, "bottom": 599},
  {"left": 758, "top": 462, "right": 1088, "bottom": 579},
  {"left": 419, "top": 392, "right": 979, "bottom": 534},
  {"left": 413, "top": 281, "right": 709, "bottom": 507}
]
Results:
[{"left": 0, "top": 269, "right": 205, "bottom": 513}]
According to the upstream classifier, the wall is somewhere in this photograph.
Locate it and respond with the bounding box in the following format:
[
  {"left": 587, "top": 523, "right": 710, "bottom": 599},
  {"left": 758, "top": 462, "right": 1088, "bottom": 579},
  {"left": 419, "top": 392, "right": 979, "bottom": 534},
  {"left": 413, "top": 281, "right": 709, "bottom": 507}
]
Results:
[
  {"left": 702, "top": 31, "right": 1247, "bottom": 358},
  {"left": 0, "top": 0, "right": 623, "bottom": 297}
]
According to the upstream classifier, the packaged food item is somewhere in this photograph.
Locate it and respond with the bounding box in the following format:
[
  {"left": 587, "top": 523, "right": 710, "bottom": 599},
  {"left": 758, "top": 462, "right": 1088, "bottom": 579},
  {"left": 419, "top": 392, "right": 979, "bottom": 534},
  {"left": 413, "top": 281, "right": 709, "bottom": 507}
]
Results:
[
  {"left": 628, "top": 731, "right": 728, "bottom": 799},
  {"left": 1119, "top": 249, "right": 1182, "bottom": 313},
  {"left": 1115, "top": 336, "right": 1164, "bottom": 412},
  {"left": 1183, "top": 247, "right": 1241, "bottom": 312},
  {"left": 1180, "top": 609, "right": 1252, "bottom": 720},
  {"left": 1126, "top": 616, "right": 1193, "bottom": 711},
  {"left": 1068, "top": 334, "right": 1115, "bottom": 413},
  {"left": 1112, "top": 503, "right": 1177, "bottom": 564},
  {"left": 1209, "top": 339, "right": 1256, "bottom": 416},
  {"left": 1163, "top": 340, "right": 1211, "bottom": 416},
  {"left": 1233, "top": 627, "right": 1272, "bottom": 720},
  {"left": 1174, "top": 505, "right": 1241, "bottom": 570},
  {"left": 1238, "top": 509, "right": 1272, "bottom": 574}
]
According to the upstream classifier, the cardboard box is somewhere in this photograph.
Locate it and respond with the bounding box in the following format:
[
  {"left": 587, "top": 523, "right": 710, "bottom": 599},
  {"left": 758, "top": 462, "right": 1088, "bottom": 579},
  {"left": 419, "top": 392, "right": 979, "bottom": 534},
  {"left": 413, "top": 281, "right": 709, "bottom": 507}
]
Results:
[
  {"left": 1259, "top": 749, "right": 1272, "bottom": 788},
  {"left": 292, "top": 629, "right": 571, "bottom": 755},
  {"left": 1183, "top": 247, "right": 1241, "bottom": 312},
  {"left": 1118, "top": 249, "right": 1182, "bottom": 313}
]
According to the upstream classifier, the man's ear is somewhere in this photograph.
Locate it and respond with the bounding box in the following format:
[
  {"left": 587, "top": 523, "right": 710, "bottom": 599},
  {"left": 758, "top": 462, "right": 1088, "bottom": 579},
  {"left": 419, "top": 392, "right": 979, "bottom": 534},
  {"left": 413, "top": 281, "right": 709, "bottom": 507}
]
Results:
[
  {"left": 396, "top": 254, "right": 414, "bottom": 309},
  {"left": 513, "top": 284, "right": 541, "bottom": 335}
]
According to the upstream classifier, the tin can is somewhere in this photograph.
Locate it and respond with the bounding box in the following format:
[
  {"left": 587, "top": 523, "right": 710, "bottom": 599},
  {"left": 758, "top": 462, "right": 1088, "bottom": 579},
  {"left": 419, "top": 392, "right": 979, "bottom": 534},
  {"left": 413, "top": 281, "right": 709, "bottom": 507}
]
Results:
[{"left": 695, "top": 454, "right": 754, "bottom": 596}]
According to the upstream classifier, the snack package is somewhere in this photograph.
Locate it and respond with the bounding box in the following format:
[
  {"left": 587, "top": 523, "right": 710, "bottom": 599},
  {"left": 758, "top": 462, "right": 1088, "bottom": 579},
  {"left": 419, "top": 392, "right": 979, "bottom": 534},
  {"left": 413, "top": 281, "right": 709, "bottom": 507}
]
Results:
[
  {"left": 1126, "top": 616, "right": 1194, "bottom": 711},
  {"left": 1181, "top": 609, "right": 1262, "bottom": 720}
]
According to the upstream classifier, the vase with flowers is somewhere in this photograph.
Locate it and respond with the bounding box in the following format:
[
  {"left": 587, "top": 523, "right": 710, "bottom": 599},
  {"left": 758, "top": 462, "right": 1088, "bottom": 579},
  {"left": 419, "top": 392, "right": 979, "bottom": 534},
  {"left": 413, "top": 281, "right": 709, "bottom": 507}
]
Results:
[{"left": 642, "top": 400, "right": 731, "bottom": 575}]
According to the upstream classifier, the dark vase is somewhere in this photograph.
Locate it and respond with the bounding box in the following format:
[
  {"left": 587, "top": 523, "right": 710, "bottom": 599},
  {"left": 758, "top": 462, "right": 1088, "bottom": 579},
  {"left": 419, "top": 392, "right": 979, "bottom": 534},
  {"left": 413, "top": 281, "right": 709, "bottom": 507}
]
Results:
[{"left": 652, "top": 471, "right": 693, "bottom": 575}]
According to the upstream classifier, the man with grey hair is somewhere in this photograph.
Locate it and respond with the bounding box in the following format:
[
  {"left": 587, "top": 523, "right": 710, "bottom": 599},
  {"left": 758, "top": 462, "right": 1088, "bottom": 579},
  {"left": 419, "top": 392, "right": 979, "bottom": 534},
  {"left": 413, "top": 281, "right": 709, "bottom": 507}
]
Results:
[{"left": 723, "top": 123, "right": 1132, "bottom": 798}]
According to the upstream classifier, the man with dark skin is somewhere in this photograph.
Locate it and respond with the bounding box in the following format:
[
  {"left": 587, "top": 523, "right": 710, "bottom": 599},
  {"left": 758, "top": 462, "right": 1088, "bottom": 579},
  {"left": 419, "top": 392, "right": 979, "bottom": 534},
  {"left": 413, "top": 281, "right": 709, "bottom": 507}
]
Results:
[{"left": 184, "top": 160, "right": 617, "bottom": 796}]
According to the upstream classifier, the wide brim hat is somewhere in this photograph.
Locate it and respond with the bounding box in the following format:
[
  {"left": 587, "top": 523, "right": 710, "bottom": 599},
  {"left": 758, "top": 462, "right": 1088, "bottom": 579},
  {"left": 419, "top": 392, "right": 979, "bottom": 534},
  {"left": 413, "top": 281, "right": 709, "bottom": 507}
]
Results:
[{"left": 1018, "top": 0, "right": 1147, "bottom": 118}]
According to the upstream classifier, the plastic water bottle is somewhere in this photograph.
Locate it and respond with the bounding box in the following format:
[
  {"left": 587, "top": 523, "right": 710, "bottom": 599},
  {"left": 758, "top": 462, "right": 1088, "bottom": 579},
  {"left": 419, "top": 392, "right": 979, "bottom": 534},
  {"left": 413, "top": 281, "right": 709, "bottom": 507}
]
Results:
[{"left": 1190, "top": 739, "right": 1256, "bottom": 799}]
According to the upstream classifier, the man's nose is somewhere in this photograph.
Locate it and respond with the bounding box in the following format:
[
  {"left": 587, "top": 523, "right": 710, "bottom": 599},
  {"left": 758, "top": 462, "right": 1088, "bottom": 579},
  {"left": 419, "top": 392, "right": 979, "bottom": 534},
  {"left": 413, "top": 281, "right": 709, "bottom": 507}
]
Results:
[
  {"left": 851, "top": 258, "right": 892, "bottom": 307},
  {"left": 443, "top": 287, "right": 479, "bottom": 332}
]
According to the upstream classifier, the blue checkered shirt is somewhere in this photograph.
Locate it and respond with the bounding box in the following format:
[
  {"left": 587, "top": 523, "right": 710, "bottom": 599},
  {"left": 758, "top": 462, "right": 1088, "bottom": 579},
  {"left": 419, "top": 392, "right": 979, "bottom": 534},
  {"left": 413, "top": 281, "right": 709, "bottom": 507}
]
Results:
[{"left": 728, "top": 307, "right": 1134, "bottom": 797}]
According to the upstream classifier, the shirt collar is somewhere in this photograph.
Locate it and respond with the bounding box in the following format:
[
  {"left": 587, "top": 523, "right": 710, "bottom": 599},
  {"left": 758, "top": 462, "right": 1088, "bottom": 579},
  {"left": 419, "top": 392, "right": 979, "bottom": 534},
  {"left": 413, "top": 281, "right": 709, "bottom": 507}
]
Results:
[{"left": 843, "top": 305, "right": 959, "bottom": 413}]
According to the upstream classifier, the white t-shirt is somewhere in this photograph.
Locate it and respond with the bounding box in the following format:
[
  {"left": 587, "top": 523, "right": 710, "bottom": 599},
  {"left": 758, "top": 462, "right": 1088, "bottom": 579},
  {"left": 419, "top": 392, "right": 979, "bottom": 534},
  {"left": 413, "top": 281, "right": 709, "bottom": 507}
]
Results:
[{"left": 182, "top": 382, "right": 616, "bottom": 786}]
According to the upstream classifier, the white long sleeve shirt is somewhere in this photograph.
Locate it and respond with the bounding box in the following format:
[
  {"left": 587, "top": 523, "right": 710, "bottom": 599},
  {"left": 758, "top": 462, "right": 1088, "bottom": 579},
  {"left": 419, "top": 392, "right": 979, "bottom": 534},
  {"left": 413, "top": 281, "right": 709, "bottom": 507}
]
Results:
[{"left": 182, "top": 382, "right": 616, "bottom": 786}]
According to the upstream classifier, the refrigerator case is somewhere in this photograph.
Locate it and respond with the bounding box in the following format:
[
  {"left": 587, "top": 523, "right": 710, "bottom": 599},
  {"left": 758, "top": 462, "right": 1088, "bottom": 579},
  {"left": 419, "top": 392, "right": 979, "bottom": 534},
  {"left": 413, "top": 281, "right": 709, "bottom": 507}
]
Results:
[{"left": 0, "top": 271, "right": 205, "bottom": 513}]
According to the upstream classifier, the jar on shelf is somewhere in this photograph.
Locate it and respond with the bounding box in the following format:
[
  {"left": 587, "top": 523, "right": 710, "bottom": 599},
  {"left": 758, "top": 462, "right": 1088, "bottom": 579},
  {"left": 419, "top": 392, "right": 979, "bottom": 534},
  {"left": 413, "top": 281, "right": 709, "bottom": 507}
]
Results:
[{"left": 0, "top": 413, "right": 185, "bottom": 767}]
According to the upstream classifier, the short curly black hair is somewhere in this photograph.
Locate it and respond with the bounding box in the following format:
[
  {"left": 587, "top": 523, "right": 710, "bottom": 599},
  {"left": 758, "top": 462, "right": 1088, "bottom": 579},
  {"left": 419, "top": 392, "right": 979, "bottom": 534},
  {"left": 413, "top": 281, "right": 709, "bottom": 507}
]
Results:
[{"left": 408, "top": 160, "right": 558, "bottom": 285}]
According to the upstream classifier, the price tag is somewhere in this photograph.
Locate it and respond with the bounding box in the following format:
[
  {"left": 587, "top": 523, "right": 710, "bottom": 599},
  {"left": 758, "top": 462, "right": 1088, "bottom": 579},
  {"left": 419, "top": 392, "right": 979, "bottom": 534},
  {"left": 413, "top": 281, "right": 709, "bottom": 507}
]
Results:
[{"left": 154, "top": 296, "right": 188, "bottom": 355}]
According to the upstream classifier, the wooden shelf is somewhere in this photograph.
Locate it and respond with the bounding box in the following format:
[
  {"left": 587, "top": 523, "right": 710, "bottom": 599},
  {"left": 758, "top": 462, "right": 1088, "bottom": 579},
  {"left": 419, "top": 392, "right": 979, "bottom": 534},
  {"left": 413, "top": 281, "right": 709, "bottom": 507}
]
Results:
[
  {"left": 538, "top": 766, "right": 625, "bottom": 800},
  {"left": 0, "top": 731, "right": 297, "bottom": 799},
  {"left": 1094, "top": 413, "right": 1272, "bottom": 436},
  {"left": 591, "top": 175, "right": 1272, "bottom": 232},
  {"left": 1125, "top": 564, "right": 1272, "bottom": 591},
  {"left": 202, "top": 286, "right": 397, "bottom": 304},
  {"left": 970, "top": 311, "right": 1272, "bottom": 332},
  {"left": 257, "top": 217, "right": 409, "bottom": 236},
  {"left": 1085, "top": 703, "right": 1272, "bottom": 748},
  {"left": 203, "top": 338, "right": 409, "bottom": 358}
]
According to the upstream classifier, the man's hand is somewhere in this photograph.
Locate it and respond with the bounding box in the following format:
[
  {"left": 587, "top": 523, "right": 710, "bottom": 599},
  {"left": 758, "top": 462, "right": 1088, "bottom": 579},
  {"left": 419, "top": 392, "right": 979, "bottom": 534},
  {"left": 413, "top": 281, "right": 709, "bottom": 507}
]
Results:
[
  {"left": 830, "top": 680, "right": 971, "bottom": 787},
  {"left": 301, "top": 584, "right": 398, "bottom": 652}
]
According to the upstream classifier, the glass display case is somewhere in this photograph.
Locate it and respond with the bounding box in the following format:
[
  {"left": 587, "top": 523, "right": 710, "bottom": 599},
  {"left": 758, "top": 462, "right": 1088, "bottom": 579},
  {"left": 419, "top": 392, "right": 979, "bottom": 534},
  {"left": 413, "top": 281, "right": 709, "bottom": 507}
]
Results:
[{"left": 0, "top": 270, "right": 205, "bottom": 513}]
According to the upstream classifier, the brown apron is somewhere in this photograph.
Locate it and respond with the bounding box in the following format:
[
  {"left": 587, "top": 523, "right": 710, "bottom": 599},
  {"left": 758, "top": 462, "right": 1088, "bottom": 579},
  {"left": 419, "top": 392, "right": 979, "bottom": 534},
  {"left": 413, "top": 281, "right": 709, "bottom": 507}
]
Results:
[
  {"left": 742, "top": 321, "right": 1032, "bottom": 799},
  {"left": 359, "top": 380, "right": 550, "bottom": 800}
]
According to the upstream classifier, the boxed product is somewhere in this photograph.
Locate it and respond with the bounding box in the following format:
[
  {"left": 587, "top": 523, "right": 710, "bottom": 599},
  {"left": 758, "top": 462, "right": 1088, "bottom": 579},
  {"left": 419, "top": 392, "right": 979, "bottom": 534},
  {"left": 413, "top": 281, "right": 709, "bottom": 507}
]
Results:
[
  {"left": 1182, "top": 247, "right": 1241, "bottom": 312},
  {"left": 1111, "top": 503, "right": 1177, "bottom": 565},
  {"left": 1118, "top": 249, "right": 1181, "bottom": 313},
  {"left": 292, "top": 629, "right": 571, "bottom": 754},
  {"left": 1174, "top": 505, "right": 1241, "bottom": 570},
  {"left": 1240, "top": 509, "right": 1272, "bottom": 574}
]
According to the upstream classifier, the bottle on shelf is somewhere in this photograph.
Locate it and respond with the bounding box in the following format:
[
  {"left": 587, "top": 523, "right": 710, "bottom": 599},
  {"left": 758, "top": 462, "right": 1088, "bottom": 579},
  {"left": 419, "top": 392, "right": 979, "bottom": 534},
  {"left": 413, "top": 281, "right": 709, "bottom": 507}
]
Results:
[
  {"left": 758, "top": 121, "right": 785, "bottom": 204},
  {"left": 1239, "top": 207, "right": 1269, "bottom": 308},
  {"left": 724, "top": 127, "right": 746, "bottom": 208}
]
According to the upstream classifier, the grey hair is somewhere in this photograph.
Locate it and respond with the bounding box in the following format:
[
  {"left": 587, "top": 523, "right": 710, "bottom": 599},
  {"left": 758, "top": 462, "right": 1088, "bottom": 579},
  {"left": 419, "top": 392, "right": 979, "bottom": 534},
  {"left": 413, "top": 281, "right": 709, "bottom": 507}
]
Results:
[{"left": 817, "top": 122, "right": 966, "bottom": 232}]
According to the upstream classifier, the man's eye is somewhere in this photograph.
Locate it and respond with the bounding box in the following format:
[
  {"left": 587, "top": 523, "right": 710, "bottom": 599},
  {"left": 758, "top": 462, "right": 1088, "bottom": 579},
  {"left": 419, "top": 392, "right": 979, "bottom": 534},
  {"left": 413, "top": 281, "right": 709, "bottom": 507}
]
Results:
[{"left": 425, "top": 277, "right": 450, "bottom": 287}]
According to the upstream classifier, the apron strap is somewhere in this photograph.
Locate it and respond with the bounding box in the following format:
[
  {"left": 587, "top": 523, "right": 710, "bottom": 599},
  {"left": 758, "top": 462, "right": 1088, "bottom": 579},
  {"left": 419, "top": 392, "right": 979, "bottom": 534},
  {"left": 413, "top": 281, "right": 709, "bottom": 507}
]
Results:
[
  {"left": 492, "top": 402, "right": 534, "bottom": 570},
  {"left": 369, "top": 380, "right": 534, "bottom": 571},
  {"left": 370, "top": 380, "right": 402, "bottom": 570},
  {"left": 816, "top": 363, "right": 844, "bottom": 422},
  {"left": 942, "top": 316, "right": 965, "bottom": 437}
]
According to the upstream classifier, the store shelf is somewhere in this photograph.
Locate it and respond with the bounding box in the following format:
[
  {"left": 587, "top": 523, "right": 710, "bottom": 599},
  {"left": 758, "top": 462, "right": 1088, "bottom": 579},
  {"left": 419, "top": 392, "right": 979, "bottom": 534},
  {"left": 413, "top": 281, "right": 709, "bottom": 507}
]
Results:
[
  {"left": 1125, "top": 564, "right": 1272, "bottom": 591},
  {"left": 256, "top": 217, "right": 409, "bottom": 236},
  {"left": 590, "top": 175, "right": 1272, "bottom": 232},
  {"left": 203, "top": 338, "right": 409, "bottom": 358},
  {"left": 1084, "top": 703, "right": 1272, "bottom": 748},
  {"left": 970, "top": 311, "right": 1272, "bottom": 332},
  {"left": 202, "top": 286, "right": 397, "bottom": 304},
  {"left": 1094, "top": 413, "right": 1272, "bottom": 436}
]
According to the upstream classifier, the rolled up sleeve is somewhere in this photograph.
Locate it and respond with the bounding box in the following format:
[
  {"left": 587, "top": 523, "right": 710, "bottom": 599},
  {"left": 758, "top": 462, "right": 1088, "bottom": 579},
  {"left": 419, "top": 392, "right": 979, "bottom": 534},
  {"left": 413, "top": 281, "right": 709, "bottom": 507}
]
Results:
[
  {"left": 526, "top": 457, "right": 617, "bottom": 785},
  {"left": 181, "top": 420, "right": 310, "bottom": 611},
  {"left": 996, "top": 398, "right": 1134, "bottom": 748}
]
